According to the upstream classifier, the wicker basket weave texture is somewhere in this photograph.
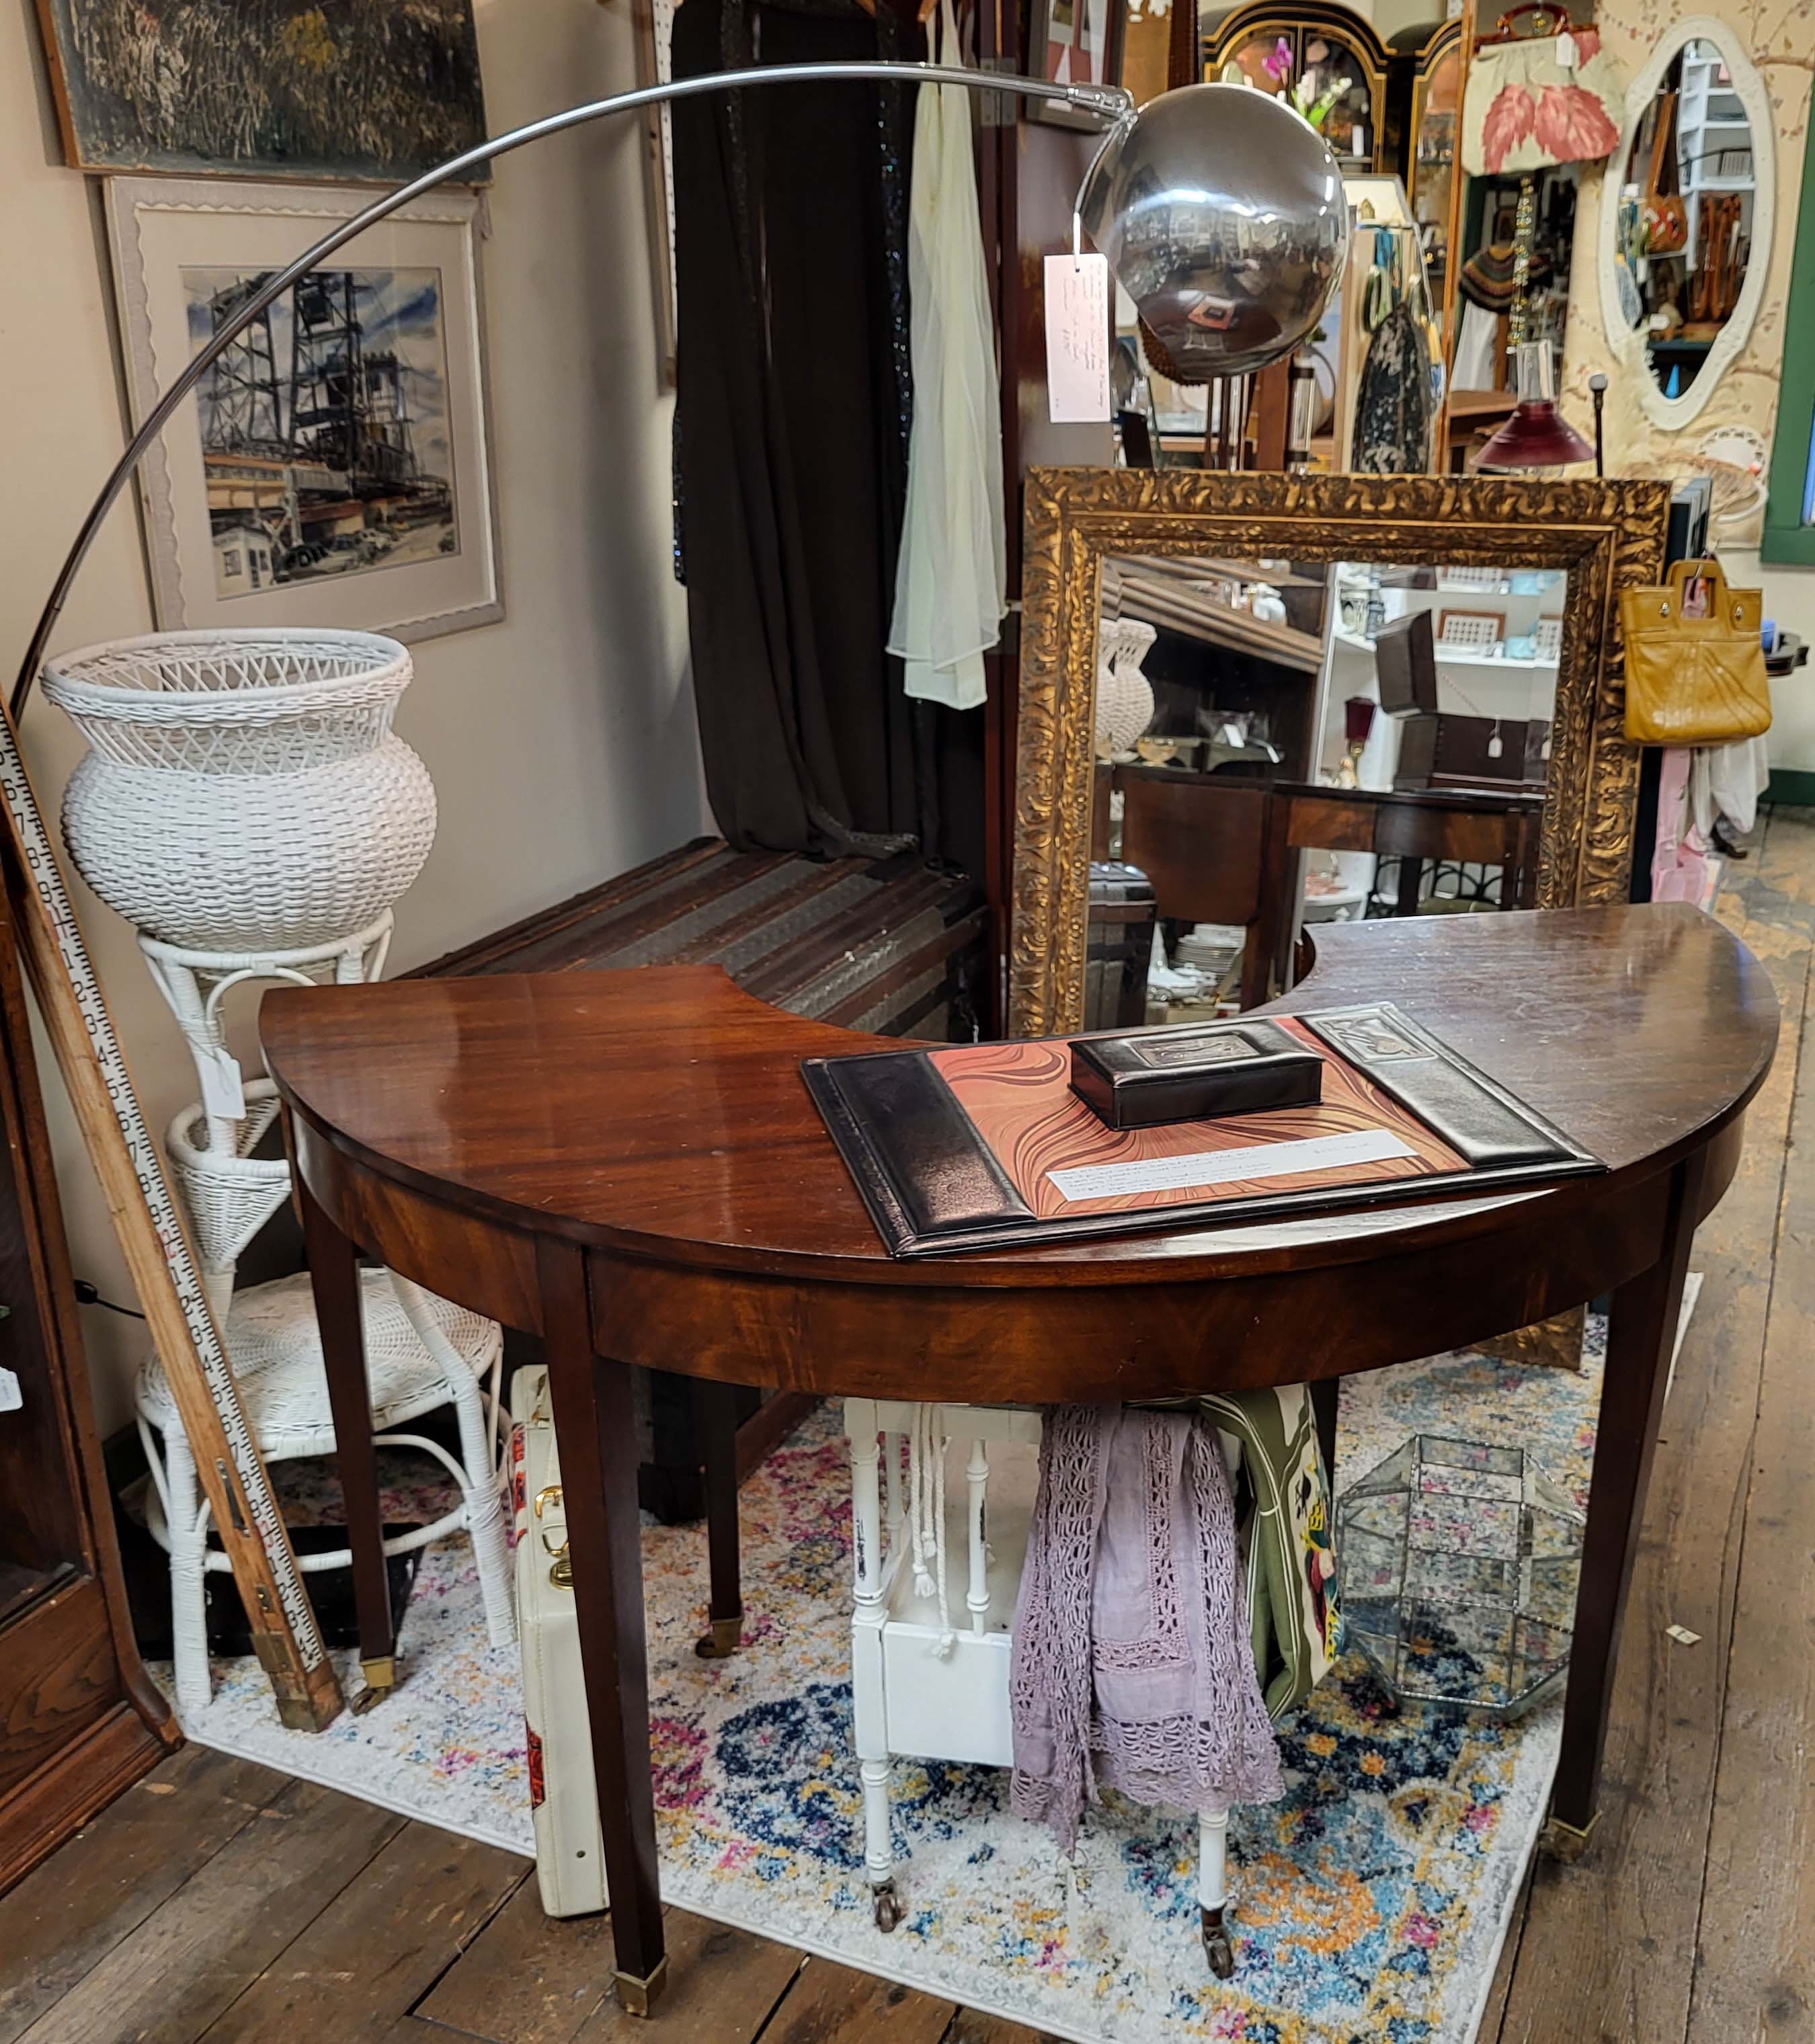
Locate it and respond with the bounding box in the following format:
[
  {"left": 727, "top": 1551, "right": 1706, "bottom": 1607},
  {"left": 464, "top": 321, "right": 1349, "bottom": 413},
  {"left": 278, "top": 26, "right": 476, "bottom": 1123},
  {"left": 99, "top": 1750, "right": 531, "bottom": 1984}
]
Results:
[{"left": 44, "top": 629, "right": 436, "bottom": 950}]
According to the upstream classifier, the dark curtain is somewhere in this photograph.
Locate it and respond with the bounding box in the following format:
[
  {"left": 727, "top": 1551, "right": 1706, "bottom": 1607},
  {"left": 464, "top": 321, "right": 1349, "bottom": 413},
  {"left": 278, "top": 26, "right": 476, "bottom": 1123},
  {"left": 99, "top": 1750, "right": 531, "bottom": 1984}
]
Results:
[{"left": 671, "top": 0, "right": 982, "bottom": 869}]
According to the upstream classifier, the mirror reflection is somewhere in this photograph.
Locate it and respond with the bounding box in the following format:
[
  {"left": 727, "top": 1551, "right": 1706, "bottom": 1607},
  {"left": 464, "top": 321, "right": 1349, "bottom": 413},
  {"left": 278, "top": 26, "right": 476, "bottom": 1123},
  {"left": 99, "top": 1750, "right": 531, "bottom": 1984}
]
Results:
[
  {"left": 1089, "top": 555, "right": 1566, "bottom": 1027},
  {"left": 1613, "top": 37, "right": 1756, "bottom": 400}
]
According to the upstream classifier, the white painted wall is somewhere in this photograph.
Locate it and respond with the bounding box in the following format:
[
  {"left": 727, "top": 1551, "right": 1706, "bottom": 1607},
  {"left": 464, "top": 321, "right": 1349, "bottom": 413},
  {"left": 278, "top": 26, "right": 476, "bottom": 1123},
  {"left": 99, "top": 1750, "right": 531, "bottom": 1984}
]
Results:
[{"left": 0, "top": 0, "right": 706, "bottom": 1430}]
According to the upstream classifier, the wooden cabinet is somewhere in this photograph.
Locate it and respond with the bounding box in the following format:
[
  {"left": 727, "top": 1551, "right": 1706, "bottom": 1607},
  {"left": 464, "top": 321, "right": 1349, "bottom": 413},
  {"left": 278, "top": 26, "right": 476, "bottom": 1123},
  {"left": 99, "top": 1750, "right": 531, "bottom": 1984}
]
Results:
[
  {"left": 0, "top": 874, "right": 173, "bottom": 1893},
  {"left": 1201, "top": 1, "right": 1395, "bottom": 172},
  {"left": 1396, "top": 19, "right": 1463, "bottom": 328}
]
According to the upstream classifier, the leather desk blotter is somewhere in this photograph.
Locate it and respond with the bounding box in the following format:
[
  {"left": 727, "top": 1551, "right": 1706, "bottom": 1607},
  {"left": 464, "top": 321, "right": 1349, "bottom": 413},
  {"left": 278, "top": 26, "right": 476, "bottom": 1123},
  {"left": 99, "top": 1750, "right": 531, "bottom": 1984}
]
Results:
[{"left": 801, "top": 1002, "right": 1602, "bottom": 1258}]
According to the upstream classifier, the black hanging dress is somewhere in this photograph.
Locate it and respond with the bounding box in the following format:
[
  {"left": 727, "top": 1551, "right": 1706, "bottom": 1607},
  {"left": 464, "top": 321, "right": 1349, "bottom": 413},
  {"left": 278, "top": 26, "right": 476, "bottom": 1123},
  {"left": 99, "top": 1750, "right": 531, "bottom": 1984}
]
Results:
[{"left": 672, "top": 0, "right": 963, "bottom": 859}]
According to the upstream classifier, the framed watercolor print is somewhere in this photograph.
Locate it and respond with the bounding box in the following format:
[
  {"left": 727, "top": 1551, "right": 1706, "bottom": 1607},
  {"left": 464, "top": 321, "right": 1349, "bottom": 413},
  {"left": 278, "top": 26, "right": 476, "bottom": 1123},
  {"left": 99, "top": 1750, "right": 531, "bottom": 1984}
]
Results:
[
  {"left": 104, "top": 178, "right": 501, "bottom": 644},
  {"left": 33, "top": 0, "right": 488, "bottom": 183}
]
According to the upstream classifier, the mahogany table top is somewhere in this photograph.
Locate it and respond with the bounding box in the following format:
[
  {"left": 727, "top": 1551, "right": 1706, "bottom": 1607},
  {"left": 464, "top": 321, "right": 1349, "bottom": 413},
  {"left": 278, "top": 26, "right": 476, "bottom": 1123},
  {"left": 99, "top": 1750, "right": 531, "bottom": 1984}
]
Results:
[{"left": 262, "top": 903, "right": 1775, "bottom": 1294}]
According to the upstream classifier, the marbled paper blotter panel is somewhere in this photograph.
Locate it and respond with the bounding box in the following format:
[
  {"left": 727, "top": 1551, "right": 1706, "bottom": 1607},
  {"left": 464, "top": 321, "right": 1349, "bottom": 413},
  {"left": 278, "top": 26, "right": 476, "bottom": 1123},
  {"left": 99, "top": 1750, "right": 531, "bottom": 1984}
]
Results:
[{"left": 927, "top": 1017, "right": 1468, "bottom": 1221}]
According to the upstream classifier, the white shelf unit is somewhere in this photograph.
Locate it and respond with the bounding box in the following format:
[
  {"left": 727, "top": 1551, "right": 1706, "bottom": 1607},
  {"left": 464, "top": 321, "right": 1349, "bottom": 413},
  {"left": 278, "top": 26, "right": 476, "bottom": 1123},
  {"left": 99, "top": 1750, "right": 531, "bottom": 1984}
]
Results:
[
  {"left": 1679, "top": 40, "right": 1754, "bottom": 266},
  {"left": 1309, "top": 568, "right": 1564, "bottom": 911}
]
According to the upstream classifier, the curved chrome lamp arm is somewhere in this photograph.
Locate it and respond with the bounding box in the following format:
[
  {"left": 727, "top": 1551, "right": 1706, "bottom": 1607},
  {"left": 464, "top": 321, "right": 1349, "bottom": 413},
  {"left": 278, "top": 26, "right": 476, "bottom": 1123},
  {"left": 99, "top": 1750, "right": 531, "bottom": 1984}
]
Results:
[{"left": 12, "top": 61, "right": 1133, "bottom": 717}]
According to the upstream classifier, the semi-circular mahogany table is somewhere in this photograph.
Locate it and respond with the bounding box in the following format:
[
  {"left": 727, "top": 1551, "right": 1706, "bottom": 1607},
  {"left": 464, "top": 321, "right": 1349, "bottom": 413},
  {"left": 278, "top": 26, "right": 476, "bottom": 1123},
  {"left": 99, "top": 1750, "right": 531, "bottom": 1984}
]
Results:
[{"left": 263, "top": 901, "right": 1775, "bottom": 2013}]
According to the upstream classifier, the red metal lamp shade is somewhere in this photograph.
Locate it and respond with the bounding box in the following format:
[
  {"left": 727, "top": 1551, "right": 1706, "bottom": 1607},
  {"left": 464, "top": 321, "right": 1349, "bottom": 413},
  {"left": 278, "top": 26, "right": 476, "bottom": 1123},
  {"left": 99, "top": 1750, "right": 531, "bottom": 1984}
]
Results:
[
  {"left": 1477, "top": 401, "right": 1595, "bottom": 470},
  {"left": 1478, "top": 342, "right": 1595, "bottom": 471}
]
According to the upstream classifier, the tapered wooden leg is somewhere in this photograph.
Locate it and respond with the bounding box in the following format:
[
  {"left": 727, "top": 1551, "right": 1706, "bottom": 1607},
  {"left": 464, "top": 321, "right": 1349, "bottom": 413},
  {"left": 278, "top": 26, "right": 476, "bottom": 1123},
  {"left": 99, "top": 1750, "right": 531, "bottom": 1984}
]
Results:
[
  {"left": 536, "top": 1238, "right": 666, "bottom": 2014},
  {"left": 1549, "top": 1153, "right": 1705, "bottom": 1840},
  {"left": 296, "top": 1174, "right": 393, "bottom": 1699},
  {"left": 693, "top": 1380, "right": 742, "bottom": 1660}
]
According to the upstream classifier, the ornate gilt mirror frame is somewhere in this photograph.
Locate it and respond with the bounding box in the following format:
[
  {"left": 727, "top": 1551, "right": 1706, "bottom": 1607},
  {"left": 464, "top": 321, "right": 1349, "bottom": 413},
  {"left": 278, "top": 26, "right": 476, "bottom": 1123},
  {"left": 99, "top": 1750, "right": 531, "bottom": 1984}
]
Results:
[{"left": 1008, "top": 468, "right": 1672, "bottom": 1036}]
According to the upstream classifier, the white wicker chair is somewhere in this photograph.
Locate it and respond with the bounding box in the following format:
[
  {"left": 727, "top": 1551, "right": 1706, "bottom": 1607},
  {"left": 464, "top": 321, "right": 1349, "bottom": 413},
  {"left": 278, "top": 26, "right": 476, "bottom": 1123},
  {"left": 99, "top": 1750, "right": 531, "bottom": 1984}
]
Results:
[{"left": 138, "top": 1091, "right": 515, "bottom": 1715}]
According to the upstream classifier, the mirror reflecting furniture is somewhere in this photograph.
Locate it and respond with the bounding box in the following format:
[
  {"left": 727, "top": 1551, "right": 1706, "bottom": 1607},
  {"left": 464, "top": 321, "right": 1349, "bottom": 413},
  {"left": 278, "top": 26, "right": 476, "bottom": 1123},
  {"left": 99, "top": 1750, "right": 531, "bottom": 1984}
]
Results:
[
  {"left": 1244, "top": 779, "right": 1544, "bottom": 1008},
  {"left": 1009, "top": 468, "right": 1670, "bottom": 1038},
  {"left": 1600, "top": 23, "right": 1773, "bottom": 425},
  {"left": 1089, "top": 548, "right": 1565, "bottom": 1018}
]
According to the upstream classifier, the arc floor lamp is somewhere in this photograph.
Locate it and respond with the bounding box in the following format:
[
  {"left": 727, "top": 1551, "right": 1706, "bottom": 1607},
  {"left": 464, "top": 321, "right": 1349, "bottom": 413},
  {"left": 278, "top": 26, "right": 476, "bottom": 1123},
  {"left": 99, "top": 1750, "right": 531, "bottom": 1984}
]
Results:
[{"left": 11, "top": 65, "right": 1346, "bottom": 712}]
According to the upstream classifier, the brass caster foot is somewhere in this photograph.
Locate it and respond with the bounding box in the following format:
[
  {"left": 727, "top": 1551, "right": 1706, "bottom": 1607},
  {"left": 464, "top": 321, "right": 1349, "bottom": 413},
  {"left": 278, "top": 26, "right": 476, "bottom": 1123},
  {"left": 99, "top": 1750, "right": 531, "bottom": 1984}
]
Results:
[
  {"left": 694, "top": 1613, "right": 744, "bottom": 1660},
  {"left": 351, "top": 1655, "right": 397, "bottom": 1715},
  {"left": 1540, "top": 1810, "right": 1600, "bottom": 1863},
  {"left": 614, "top": 1957, "right": 669, "bottom": 2017},
  {"left": 873, "top": 1881, "right": 903, "bottom": 1932},
  {"left": 1201, "top": 1906, "right": 1235, "bottom": 1979}
]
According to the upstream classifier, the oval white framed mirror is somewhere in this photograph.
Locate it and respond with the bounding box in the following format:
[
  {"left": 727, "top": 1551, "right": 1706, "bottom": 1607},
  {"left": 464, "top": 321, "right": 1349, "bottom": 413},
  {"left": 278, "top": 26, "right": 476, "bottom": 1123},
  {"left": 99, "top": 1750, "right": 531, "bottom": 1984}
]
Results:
[{"left": 1598, "top": 17, "right": 1773, "bottom": 429}]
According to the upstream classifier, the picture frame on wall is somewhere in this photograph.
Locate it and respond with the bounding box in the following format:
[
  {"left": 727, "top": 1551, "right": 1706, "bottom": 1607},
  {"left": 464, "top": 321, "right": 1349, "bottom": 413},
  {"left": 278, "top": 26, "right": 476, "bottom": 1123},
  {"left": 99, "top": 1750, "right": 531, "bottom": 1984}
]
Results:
[
  {"left": 1028, "top": 0, "right": 1126, "bottom": 126},
  {"left": 33, "top": 0, "right": 488, "bottom": 183},
  {"left": 104, "top": 177, "right": 502, "bottom": 644},
  {"left": 633, "top": 0, "right": 679, "bottom": 388}
]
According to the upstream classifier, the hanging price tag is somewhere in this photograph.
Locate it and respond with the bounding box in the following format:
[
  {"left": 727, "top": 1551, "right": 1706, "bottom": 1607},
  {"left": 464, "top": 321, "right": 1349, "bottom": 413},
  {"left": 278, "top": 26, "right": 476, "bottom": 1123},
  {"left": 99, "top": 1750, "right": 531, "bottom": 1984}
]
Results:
[
  {"left": 1556, "top": 30, "right": 1577, "bottom": 67},
  {"left": 198, "top": 1045, "right": 246, "bottom": 1121},
  {"left": 1045, "top": 252, "right": 1111, "bottom": 424},
  {"left": 0, "top": 1368, "right": 20, "bottom": 1415}
]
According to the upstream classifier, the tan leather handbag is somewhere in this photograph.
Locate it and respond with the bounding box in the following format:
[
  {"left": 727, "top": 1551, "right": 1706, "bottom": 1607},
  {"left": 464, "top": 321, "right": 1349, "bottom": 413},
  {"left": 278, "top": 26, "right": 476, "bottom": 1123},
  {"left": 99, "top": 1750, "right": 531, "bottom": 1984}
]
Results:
[
  {"left": 1641, "top": 91, "right": 1689, "bottom": 257},
  {"left": 1622, "top": 559, "right": 1771, "bottom": 746}
]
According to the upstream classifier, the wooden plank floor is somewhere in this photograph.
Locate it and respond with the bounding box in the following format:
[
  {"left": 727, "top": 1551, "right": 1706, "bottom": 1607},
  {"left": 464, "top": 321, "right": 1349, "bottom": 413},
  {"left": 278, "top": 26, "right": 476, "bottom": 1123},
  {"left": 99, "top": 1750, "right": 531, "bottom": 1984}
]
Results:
[{"left": 5, "top": 813, "right": 1812, "bottom": 2044}]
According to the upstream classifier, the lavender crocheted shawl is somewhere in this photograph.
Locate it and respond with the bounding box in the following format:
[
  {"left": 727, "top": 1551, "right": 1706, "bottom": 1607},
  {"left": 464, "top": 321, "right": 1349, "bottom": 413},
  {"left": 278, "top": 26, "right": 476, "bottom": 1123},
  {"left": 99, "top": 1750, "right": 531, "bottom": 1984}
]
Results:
[{"left": 1008, "top": 1404, "right": 1285, "bottom": 1850}]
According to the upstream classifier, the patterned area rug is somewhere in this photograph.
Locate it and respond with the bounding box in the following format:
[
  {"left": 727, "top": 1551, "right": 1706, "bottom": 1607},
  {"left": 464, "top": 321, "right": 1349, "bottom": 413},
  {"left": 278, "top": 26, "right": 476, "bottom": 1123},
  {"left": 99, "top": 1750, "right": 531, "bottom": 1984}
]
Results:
[{"left": 164, "top": 1319, "right": 1660, "bottom": 2044}]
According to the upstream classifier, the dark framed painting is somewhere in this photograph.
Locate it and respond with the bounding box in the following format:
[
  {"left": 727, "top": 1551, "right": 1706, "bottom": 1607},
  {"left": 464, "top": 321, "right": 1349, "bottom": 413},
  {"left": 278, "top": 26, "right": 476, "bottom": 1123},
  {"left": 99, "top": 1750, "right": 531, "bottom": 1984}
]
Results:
[{"left": 33, "top": 0, "right": 489, "bottom": 183}]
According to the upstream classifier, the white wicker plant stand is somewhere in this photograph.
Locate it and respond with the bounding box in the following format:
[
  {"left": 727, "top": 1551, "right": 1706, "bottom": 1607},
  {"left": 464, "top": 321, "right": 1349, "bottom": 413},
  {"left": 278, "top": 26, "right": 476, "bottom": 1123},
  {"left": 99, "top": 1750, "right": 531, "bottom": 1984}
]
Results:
[
  {"left": 41, "top": 628, "right": 436, "bottom": 952},
  {"left": 39, "top": 627, "right": 510, "bottom": 1709},
  {"left": 137, "top": 915, "right": 395, "bottom": 1154},
  {"left": 844, "top": 1401, "right": 1244, "bottom": 1977}
]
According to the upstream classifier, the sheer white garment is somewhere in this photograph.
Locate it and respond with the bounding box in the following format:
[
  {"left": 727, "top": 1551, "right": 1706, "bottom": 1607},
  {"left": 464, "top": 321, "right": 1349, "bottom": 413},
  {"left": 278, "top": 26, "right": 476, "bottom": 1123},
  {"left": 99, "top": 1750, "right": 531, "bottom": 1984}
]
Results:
[
  {"left": 1451, "top": 300, "right": 1500, "bottom": 394},
  {"left": 1691, "top": 735, "right": 1771, "bottom": 838},
  {"left": 887, "top": 1, "right": 1006, "bottom": 711}
]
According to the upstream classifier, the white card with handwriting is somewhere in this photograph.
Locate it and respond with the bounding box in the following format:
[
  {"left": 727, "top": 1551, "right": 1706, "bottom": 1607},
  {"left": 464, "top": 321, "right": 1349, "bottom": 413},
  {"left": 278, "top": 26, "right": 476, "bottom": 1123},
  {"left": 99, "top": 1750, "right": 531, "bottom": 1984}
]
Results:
[{"left": 1045, "top": 253, "right": 1111, "bottom": 423}]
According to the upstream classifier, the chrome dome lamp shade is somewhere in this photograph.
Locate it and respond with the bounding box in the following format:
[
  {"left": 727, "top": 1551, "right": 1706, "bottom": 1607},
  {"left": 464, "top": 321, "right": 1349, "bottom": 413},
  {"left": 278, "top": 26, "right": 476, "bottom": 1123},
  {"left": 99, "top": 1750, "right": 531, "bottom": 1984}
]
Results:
[{"left": 1081, "top": 83, "right": 1348, "bottom": 382}]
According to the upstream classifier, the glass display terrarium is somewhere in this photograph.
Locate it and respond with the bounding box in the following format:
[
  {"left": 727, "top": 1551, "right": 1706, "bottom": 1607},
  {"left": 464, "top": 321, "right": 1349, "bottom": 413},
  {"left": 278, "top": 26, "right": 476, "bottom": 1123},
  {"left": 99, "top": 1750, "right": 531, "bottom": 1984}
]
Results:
[{"left": 1336, "top": 1435, "right": 1585, "bottom": 1718}]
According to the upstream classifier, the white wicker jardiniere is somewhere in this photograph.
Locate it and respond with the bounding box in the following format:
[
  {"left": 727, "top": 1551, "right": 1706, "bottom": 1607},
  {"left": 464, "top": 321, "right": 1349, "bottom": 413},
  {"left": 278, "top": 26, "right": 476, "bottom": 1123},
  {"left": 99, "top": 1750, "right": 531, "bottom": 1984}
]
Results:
[{"left": 42, "top": 628, "right": 436, "bottom": 950}]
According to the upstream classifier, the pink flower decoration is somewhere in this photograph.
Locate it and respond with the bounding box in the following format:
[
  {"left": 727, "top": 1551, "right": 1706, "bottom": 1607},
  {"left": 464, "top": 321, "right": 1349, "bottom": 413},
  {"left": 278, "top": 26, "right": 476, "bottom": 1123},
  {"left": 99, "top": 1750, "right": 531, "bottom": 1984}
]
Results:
[
  {"left": 1482, "top": 83, "right": 1536, "bottom": 173},
  {"left": 1533, "top": 83, "right": 1621, "bottom": 164},
  {"left": 1263, "top": 34, "right": 1293, "bottom": 81},
  {"left": 1573, "top": 25, "right": 1601, "bottom": 61}
]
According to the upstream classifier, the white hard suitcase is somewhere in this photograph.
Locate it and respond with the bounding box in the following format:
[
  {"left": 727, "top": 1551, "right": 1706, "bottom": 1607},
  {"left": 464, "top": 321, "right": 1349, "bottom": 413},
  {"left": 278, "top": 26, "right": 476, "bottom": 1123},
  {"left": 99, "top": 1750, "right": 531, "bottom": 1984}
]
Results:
[{"left": 511, "top": 1364, "right": 608, "bottom": 1917}]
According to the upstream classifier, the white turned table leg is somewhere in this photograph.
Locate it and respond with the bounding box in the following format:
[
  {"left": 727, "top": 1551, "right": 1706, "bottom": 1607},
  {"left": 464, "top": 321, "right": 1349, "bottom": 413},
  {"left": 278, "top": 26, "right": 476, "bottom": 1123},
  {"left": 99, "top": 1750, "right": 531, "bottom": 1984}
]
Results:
[
  {"left": 848, "top": 1422, "right": 899, "bottom": 1926},
  {"left": 966, "top": 1439, "right": 990, "bottom": 1635},
  {"left": 1199, "top": 1801, "right": 1235, "bottom": 1978}
]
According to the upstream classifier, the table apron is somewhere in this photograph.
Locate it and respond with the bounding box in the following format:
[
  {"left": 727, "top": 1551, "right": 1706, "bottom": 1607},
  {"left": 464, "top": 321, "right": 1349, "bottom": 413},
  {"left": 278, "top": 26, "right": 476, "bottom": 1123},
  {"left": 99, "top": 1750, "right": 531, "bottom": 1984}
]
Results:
[
  {"left": 287, "top": 1116, "right": 546, "bottom": 1334},
  {"left": 588, "top": 1163, "right": 1693, "bottom": 1401},
  {"left": 285, "top": 1112, "right": 1743, "bottom": 1396}
]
